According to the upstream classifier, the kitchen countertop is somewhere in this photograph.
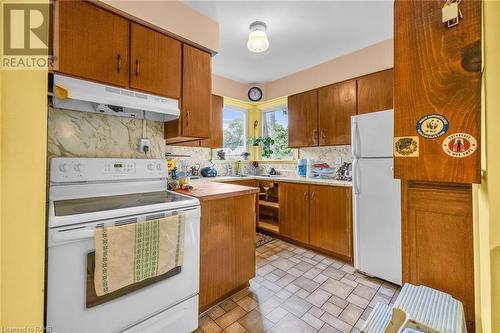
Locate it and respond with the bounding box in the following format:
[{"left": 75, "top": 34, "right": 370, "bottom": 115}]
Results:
[
  {"left": 175, "top": 181, "right": 259, "bottom": 201},
  {"left": 193, "top": 175, "right": 352, "bottom": 187}
]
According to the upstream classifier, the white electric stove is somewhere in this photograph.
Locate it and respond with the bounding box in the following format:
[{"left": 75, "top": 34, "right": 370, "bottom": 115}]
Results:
[{"left": 46, "top": 157, "right": 200, "bottom": 333}]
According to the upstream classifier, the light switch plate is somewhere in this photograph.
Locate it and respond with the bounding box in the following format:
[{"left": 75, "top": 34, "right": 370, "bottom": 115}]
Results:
[{"left": 140, "top": 138, "right": 151, "bottom": 153}]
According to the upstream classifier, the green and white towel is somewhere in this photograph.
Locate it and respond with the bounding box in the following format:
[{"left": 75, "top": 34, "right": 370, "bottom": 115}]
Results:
[{"left": 94, "top": 214, "right": 185, "bottom": 296}]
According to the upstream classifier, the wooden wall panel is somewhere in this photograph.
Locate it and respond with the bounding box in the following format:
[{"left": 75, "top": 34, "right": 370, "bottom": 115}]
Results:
[{"left": 394, "top": 0, "right": 481, "bottom": 183}]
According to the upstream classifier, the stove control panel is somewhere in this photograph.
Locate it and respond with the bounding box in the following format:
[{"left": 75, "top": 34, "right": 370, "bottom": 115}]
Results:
[{"left": 50, "top": 158, "right": 168, "bottom": 183}]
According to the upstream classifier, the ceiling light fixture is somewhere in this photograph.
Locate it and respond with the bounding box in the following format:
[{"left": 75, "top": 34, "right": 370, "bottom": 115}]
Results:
[{"left": 247, "top": 21, "right": 269, "bottom": 53}]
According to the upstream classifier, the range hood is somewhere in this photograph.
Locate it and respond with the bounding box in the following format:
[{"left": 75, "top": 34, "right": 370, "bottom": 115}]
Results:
[{"left": 51, "top": 74, "right": 180, "bottom": 122}]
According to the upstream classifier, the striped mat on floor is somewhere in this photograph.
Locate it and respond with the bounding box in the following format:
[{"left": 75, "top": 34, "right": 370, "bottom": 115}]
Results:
[{"left": 256, "top": 232, "right": 274, "bottom": 248}]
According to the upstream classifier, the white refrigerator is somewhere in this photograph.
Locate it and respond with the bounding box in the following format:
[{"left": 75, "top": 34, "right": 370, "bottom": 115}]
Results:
[{"left": 351, "top": 109, "right": 402, "bottom": 285}]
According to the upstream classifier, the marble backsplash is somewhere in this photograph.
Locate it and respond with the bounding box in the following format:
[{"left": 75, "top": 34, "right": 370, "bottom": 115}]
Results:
[
  {"left": 48, "top": 107, "right": 351, "bottom": 177},
  {"left": 47, "top": 107, "right": 166, "bottom": 159},
  {"left": 166, "top": 145, "right": 352, "bottom": 177}
]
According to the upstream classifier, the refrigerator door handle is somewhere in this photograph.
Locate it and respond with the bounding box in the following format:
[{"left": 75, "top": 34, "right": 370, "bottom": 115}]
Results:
[
  {"left": 353, "top": 159, "right": 360, "bottom": 195},
  {"left": 351, "top": 118, "right": 361, "bottom": 158}
]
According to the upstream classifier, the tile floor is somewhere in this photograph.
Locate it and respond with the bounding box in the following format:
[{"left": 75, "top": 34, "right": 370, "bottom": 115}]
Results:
[{"left": 196, "top": 238, "right": 400, "bottom": 333}]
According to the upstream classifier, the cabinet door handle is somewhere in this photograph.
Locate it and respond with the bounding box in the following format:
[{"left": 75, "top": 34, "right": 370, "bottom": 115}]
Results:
[
  {"left": 311, "top": 192, "right": 316, "bottom": 200},
  {"left": 116, "top": 54, "right": 121, "bottom": 72},
  {"left": 135, "top": 59, "right": 140, "bottom": 76},
  {"left": 185, "top": 111, "right": 189, "bottom": 127},
  {"left": 304, "top": 191, "right": 308, "bottom": 201},
  {"left": 312, "top": 129, "right": 318, "bottom": 144}
]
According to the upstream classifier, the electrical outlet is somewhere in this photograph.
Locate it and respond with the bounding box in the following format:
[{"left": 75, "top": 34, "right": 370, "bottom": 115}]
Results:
[
  {"left": 335, "top": 156, "right": 342, "bottom": 165},
  {"left": 140, "top": 139, "right": 151, "bottom": 153}
]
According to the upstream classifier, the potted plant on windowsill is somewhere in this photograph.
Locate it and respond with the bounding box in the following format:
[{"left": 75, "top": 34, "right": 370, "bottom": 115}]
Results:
[{"left": 247, "top": 136, "right": 275, "bottom": 159}]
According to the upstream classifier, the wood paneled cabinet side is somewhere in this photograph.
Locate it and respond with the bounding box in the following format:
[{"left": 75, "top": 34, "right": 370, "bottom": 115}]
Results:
[
  {"left": 200, "top": 95, "right": 224, "bottom": 148},
  {"left": 199, "top": 194, "right": 256, "bottom": 312}
]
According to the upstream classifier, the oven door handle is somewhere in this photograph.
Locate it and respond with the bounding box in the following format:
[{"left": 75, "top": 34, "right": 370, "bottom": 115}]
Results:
[{"left": 52, "top": 229, "right": 94, "bottom": 243}]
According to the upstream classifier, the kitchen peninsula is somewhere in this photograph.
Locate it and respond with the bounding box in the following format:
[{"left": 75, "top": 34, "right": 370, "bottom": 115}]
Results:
[{"left": 176, "top": 182, "right": 259, "bottom": 312}]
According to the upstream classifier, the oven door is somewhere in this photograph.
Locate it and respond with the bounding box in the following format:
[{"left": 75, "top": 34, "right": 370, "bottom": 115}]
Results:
[{"left": 46, "top": 206, "right": 200, "bottom": 333}]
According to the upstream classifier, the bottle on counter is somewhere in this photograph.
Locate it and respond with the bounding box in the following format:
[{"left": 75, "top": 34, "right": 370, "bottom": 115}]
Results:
[
  {"left": 297, "top": 159, "right": 307, "bottom": 177},
  {"left": 306, "top": 159, "right": 315, "bottom": 178}
]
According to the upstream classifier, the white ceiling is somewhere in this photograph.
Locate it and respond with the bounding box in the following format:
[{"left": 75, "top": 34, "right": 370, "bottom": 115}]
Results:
[{"left": 184, "top": 1, "right": 393, "bottom": 84}]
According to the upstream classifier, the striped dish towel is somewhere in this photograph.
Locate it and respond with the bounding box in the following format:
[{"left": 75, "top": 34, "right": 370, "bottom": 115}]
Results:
[{"left": 94, "top": 214, "right": 185, "bottom": 296}]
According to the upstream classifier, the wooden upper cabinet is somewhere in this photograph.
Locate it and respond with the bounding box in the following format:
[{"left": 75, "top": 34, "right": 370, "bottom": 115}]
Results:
[
  {"left": 357, "top": 69, "right": 394, "bottom": 114},
  {"left": 182, "top": 44, "right": 212, "bottom": 139},
  {"left": 402, "top": 182, "right": 474, "bottom": 331},
  {"left": 309, "top": 185, "right": 352, "bottom": 262},
  {"left": 288, "top": 90, "right": 318, "bottom": 148},
  {"left": 279, "top": 183, "right": 310, "bottom": 243},
  {"left": 55, "top": 1, "right": 129, "bottom": 87},
  {"left": 200, "top": 95, "right": 224, "bottom": 148},
  {"left": 394, "top": 0, "right": 481, "bottom": 183},
  {"left": 129, "top": 23, "right": 181, "bottom": 98},
  {"left": 318, "top": 80, "right": 357, "bottom": 145}
]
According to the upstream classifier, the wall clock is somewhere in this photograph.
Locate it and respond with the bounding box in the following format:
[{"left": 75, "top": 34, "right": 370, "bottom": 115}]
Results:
[{"left": 248, "top": 87, "right": 263, "bottom": 102}]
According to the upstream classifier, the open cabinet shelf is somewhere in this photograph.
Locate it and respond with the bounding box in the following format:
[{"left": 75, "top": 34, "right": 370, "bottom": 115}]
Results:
[{"left": 257, "top": 181, "right": 280, "bottom": 235}]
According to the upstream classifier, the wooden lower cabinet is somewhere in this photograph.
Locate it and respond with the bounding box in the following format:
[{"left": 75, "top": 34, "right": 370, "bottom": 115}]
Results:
[
  {"left": 402, "top": 181, "right": 474, "bottom": 331},
  {"left": 279, "top": 183, "right": 310, "bottom": 243},
  {"left": 310, "top": 185, "right": 352, "bottom": 262},
  {"left": 199, "top": 194, "right": 256, "bottom": 312}
]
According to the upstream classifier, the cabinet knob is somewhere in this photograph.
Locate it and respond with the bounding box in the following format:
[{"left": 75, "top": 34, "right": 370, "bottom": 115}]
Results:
[{"left": 135, "top": 59, "right": 140, "bottom": 76}]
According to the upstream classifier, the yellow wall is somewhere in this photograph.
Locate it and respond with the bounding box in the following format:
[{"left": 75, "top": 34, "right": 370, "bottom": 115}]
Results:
[
  {"left": 223, "top": 97, "right": 289, "bottom": 160},
  {"left": 0, "top": 0, "right": 48, "bottom": 329},
  {"left": 474, "top": 1, "right": 500, "bottom": 332}
]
